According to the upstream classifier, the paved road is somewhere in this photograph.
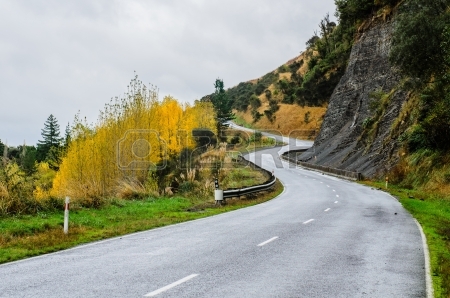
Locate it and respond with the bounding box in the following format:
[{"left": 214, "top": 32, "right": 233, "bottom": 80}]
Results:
[{"left": 0, "top": 141, "right": 426, "bottom": 297}]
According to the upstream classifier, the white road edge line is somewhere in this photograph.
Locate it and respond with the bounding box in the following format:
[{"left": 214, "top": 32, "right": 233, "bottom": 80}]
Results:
[
  {"left": 303, "top": 219, "right": 314, "bottom": 224},
  {"left": 257, "top": 236, "right": 279, "bottom": 247},
  {"left": 413, "top": 219, "right": 434, "bottom": 298},
  {"left": 324, "top": 208, "right": 330, "bottom": 212},
  {"left": 334, "top": 201, "right": 338, "bottom": 204},
  {"left": 145, "top": 274, "right": 199, "bottom": 297}
]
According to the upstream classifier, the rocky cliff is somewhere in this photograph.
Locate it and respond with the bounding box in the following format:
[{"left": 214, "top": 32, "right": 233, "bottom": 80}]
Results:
[{"left": 298, "top": 20, "right": 407, "bottom": 178}]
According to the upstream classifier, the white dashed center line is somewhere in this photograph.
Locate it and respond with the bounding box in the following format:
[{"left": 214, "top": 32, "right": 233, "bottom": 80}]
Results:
[
  {"left": 257, "top": 236, "right": 279, "bottom": 247},
  {"left": 145, "top": 274, "right": 199, "bottom": 297},
  {"left": 336, "top": 195, "right": 339, "bottom": 198},
  {"left": 303, "top": 219, "right": 315, "bottom": 224},
  {"left": 334, "top": 201, "right": 338, "bottom": 204},
  {"left": 332, "top": 189, "right": 336, "bottom": 192},
  {"left": 324, "top": 208, "right": 330, "bottom": 212}
]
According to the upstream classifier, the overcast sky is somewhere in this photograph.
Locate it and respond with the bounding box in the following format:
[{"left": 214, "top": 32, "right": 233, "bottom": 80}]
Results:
[{"left": 0, "top": 0, "right": 336, "bottom": 146}]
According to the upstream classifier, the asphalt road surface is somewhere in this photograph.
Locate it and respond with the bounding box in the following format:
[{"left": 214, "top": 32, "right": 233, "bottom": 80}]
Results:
[{"left": 0, "top": 137, "right": 427, "bottom": 297}]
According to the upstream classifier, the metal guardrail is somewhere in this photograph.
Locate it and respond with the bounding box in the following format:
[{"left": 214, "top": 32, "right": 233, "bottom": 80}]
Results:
[{"left": 222, "top": 155, "right": 276, "bottom": 199}]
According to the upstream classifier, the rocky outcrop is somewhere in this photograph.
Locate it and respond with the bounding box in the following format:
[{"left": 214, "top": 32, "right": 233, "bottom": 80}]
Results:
[{"left": 299, "top": 20, "right": 406, "bottom": 178}]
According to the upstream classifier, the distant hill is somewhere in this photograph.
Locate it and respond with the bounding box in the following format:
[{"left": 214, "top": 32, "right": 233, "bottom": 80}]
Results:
[{"left": 202, "top": 46, "right": 346, "bottom": 139}]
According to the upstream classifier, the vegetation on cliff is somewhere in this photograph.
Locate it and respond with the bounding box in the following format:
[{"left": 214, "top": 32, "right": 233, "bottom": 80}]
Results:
[{"left": 387, "top": 0, "right": 450, "bottom": 190}]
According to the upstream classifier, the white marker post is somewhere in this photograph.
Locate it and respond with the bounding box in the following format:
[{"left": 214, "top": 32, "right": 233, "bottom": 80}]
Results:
[
  {"left": 64, "top": 196, "right": 70, "bottom": 234},
  {"left": 385, "top": 176, "right": 389, "bottom": 189}
]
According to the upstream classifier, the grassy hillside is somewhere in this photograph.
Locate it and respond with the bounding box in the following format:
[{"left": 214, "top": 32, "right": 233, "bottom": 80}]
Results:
[
  {"left": 209, "top": 7, "right": 353, "bottom": 138},
  {"left": 234, "top": 104, "right": 326, "bottom": 140},
  {"left": 224, "top": 50, "right": 335, "bottom": 139}
]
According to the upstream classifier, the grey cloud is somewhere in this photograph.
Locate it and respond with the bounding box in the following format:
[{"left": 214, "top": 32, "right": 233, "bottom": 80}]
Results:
[{"left": 0, "top": 0, "right": 336, "bottom": 145}]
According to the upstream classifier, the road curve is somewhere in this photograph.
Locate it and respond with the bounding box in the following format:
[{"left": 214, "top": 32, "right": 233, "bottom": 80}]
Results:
[{"left": 0, "top": 141, "right": 426, "bottom": 297}]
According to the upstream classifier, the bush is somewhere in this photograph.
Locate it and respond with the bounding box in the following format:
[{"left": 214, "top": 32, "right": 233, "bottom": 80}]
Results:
[
  {"left": 304, "top": 111, "right": 311, "bottom": 124},
  {"left": 251, "top": 110, "right": 263, "bottom": 122},
  {"left": 178, "top": 181, "right": 195, "bottom": 194},
  {"left": 264, "top": 110, "right": 274, "bottom": 122},
  {"left": 278, "top": 65, "right": 289, "bottom": 73},
  {"left": 249, "top": 132, "right": 262, "bottom": 143},
  {"left": 255, "top": 83, "right": 265, "bottom": 95},
  {"left": 362, "top": 117, "right": 374, "bottom": 129},
  {"left": 230, "top": 136, "right": 240, "bottom": 145},
  {"left": 249, "top": 94, "right": 261, "bottom": 109}
]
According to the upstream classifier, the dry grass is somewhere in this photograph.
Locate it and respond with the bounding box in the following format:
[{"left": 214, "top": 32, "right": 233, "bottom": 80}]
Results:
[
  {"left": 233, "top": 48, "right": 326, "bottom": 139},
  {"left": 248, "top": 50, "right": 312, "bottom": 84},
  {"left": 283, "top": 51, "right": 312, "bottom": 77},
  {"left": 115, "top": 178, "right": 159, "bottom": 199},
  {"left": 235, "top": 104, "right": 327, "bottom": 139},
  {"left": 278, "top": 72, "right": 292, "bottom": 80}
]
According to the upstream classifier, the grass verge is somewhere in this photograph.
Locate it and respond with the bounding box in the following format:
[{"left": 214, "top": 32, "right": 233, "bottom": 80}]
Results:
[
  {"left": 0, "top": 180, "right": 283, "bottom": 265},
  {"left": 362, "top": 180, "right": 450, "bottom": 297}
]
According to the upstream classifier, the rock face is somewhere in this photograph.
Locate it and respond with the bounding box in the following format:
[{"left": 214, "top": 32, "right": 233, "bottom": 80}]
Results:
[{"left": 299, "top": 20, "right": 406, "bottom": 178}]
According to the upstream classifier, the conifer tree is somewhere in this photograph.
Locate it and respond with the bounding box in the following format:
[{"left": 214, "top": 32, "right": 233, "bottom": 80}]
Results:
[
  {"left": 37, "top": 114, "right": 63, "bottom": 163},
  {"left": 210, "top": 79, "right": 234, "bottom": 139}
]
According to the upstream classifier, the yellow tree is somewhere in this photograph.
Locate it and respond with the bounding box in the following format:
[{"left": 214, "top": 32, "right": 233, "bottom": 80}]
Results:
[{"left": 52, "top": 77, "right": 217, "bottom": 202}]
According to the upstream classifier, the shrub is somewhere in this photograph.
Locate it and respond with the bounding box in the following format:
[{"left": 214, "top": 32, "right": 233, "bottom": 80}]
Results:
[
  {"left": 251, "top": 110, "right": 263, "bottom": 122},
  {"left": 249, "top": 94, "right": 261, "bottom": 109},
  {"left": 278, "top": 65, "right": 289, "bottom": 73},
  {"left": 230, "top": 136, "right": 240, "bottom": 145},
  {"left": 304, "top": 111, "right": 311, "bottom": 124}
]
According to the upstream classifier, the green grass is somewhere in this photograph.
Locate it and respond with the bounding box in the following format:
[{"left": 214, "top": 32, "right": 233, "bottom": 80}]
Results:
[
  {"left": 362, "top": 181, "right": 450, "bottom": 297},
  {"left": 0, "top": 180, "right": 283, "bottom": 265},
  {"left": 221, "top": 167, "right": 267, "bottom": 189},
  {"left": 233, "top": 115, "right": 254, "bottom": 129}
]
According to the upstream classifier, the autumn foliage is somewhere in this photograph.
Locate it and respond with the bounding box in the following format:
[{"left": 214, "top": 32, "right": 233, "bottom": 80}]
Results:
[{"left": 51, "top": 77, "right": 216, "bottom": 203}]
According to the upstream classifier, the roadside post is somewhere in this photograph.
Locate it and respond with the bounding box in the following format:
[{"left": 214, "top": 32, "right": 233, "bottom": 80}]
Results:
[
  {"left": 64, "top": 196, "right": 70, "bottom": 234},
  {"left": 385, "top": 176, "right": 389, "bottom": 189},
  {"left": 214, "top": 178, "right": 224, "bottom": 205}
]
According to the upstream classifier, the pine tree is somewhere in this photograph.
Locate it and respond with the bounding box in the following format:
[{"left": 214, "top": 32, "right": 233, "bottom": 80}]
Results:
[
  {"left": 37, "top": 114, "right": 63, "bottom": 163},
  {"left": 210, "top": 79, "right": 234, "bottom": 139}
]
